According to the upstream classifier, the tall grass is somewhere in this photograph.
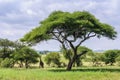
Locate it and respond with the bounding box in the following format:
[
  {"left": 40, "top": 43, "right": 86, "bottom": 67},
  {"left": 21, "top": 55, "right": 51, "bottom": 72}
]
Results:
[{"left": 0, "top": 67, "right": 120, "bottom": 80}]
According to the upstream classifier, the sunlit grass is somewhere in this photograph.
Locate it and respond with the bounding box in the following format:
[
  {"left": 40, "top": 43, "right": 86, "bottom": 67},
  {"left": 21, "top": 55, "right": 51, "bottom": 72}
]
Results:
[{"left": 0, "top": 67, "right": 120, "bottom": 80}]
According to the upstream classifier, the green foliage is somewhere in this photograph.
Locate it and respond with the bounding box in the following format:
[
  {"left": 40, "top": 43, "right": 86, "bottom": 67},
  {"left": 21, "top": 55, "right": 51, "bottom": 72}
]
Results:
[
  {"left": 116, "top": 56, "right": 120, "bottom": 66},
  {"left": 62, "top": 49, "right": 73, "bottom": 61},
  {"left": 115, "top": 50, "right": 120, "bottom": 66},
  {"left": 0, "top": 38, "right": 15, "bottom": 59},
  {"left": 11, "top": 47, "right": 39, "bottom": 68},
  {"left": 76, "top": 46, "right": 93, "bottom": 67},
  {"left": 62, "top": 46, "right": 93, "bottom": 67},
  {"left": 0, "top": 38, "right": 14, "bottom": 47},
  {"left": 20, "top": 47, "right": 39, "bottom": 63},
  {"left": 77, "top": 46, "right": 93, "bottom": 57},
  {"left": 89, "top": 53, "right": 103, "bottom": 66},
  {"left": 0, "top": 58, "right": 14, "bottom": 68},
  {"left": 45, "top": 52, "right": 61, "bottom": 67},
  {"left": 102, "top": 50, "right": 120, "bottom": 65},
  {"left": 21, "top": 11, "right": 117, "bottom": 44}
]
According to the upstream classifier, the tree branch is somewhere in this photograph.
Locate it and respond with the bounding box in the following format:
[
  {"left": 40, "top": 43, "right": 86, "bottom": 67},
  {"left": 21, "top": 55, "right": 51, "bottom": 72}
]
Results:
[
  {"left": 51, "top": 32, "right": 63, "bottom": 43},
  {"left": 76, "top": 33, "right": 96, "bottom": 50},
  {"left": 77, "top": 50, "right": 88, "bottom": 58}
]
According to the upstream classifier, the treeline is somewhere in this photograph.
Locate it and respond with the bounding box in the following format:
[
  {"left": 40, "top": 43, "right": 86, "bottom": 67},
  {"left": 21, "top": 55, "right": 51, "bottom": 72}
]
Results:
[
  {"left": 45, "top": 47, "right": 120, "bottom": 67},
  {"left": 0, "top": 38, "right": 120, "bottom": 68},
  {"left": 0, "top": 38, "right": 41, "bottom": 68}
]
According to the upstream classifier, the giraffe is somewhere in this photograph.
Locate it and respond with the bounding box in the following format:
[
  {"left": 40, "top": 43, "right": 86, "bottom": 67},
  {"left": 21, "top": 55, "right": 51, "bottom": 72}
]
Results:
[{"left": 39, "top": 55, "right": 44, "bottom": 68}]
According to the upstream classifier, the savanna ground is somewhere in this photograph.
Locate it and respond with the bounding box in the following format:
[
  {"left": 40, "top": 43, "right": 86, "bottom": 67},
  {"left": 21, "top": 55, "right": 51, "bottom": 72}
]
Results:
[{"left": 0, "top": 66, "right": 120, "bottom": 80}]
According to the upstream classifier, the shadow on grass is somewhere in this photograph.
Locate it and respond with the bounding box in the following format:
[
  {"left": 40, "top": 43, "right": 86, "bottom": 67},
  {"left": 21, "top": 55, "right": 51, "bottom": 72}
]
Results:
[{"left": 48, "top": 67, "right": 120, "bottom": 72}]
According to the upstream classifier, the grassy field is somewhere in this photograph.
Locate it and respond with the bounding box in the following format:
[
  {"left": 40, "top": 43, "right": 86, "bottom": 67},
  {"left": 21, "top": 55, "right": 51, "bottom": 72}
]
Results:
[{"left": 0, "top": 67, "right": 120, "bottom": 80}]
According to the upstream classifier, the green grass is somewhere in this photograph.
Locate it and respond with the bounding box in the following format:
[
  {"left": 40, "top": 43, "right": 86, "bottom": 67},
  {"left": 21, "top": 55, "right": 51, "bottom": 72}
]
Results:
[{"left": 0, "top": 67, "right": 120, "bottom": 80}]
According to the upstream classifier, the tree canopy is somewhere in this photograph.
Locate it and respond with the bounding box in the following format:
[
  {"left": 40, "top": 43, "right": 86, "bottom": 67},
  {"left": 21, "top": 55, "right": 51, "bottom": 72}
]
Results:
[{"left": 21, "top": 11, "right": 117, "bottom": 45}]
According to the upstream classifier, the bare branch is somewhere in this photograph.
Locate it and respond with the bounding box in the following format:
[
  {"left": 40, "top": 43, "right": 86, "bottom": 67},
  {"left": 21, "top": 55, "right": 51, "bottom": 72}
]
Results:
[{"left": 51, "top": 32, "right": 63, "bottom": 43}]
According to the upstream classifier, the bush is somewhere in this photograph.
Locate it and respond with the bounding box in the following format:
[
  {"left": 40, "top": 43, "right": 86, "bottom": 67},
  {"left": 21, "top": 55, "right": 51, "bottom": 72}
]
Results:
[
  {"left": 0, "top": 58, "right": 14, "bottom": 68},
  {"left": 116, "top": 56, "right": 120, "bottom": 66},
  {"left": 45, "top": 52, "right": 61, "bottom": 67},
  {"left": 0, "top": 58, "right": 3, "bottom": 64},
  {"left": 102, "top": 50, "right": 119, "bottom": 65}
]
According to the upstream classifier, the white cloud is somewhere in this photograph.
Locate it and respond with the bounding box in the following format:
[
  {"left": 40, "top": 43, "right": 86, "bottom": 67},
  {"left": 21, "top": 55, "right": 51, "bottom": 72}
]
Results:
[
  {"left": 0, "top": 0, "right": 120, "bottom": 51},
  {"left": 0, "top": 0, "right": 14, "bottom": 3}
]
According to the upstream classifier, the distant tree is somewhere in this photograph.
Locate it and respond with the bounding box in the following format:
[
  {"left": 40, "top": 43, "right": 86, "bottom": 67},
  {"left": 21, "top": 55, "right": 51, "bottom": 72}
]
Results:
[
  {"left": 89, "top": 52, "right": 103, "bottom": 66},
  {"left": 11, "top": 50, "right": 24, "bottom": 68},
  {"left": 0, "top": 40, "right": 28, "bottom": 68},
  {"left": 116, "top": 55, "right": 120, "bottom": 66},
  {"left": 102, "top": 50, "right": 120, "bottom": 65},
  {"left": 0, "top": 38, "right": 14, "bottom": 59},
  {"left": 45, "top": 52, "right": 61, "bottom": 67},
  {"left": 10, "top": 41, "right": 27, "bottom": 68},
  {"left": 0, "top": 58, "right": 14, "bottom": 68},
  {"left": 21, "top": 47, "right": 39, "bottom": 68},
  {"left": 21, "top": 11, "right": 117, "bottom": 70},
  {"left": 116, "top": 56, "right": 120, "bottom": 66},
  {"left": 114, "top": 50, "right": 120, "bottom": 66},
  {"left": 12, "top": 47, "right": 39, "bottom": 68}
]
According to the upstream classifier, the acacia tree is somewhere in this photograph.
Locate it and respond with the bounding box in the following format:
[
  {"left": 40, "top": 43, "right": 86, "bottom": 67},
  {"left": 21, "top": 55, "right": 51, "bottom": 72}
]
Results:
[{"left": 21, "top": 11, "right": 117, "bottom": 70}]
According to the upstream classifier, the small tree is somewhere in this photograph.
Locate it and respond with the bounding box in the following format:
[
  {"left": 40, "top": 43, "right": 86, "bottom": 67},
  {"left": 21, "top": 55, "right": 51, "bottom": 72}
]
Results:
[
  {"left": 10, "top": 41, "right": 27, "bottom": 68},
  {"left": 102, "top": 50, "right": 119, "bottom": 65},
  {"left": 89, "top": 52, "right": 103, "bottom": 66},
  {"left": 12, "top": 47, "right": 39, "bottom": 68},
  {"left": 0, "top": 58, "right": 14, "bottom": 68},
  {"left": 45, "top": 52, "right": 61, "bottom": 67},
  {"left": 11, "top": 50, "right": 24, "bottom": 68}
]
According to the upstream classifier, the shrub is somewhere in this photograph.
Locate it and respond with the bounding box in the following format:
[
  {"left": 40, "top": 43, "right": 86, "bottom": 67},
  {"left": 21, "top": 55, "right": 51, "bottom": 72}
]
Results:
[
  {"left": 116, "top": 56, "right": 120, "bottom": 66},
  {"left": 102, "top": 50, "right": 119, "bottom": 65},
  {"left": 16, "top": 47, "right": 39, "bottom": 68},
  {"left": 45, "top": 52, "right": 61, "bottom": 67},
  {"left": 0, "top": 58, "right": 14, "bottom": 68}
]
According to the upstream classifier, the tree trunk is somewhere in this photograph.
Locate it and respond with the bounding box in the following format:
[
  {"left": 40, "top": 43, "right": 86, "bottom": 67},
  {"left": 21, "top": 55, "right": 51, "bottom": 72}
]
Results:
[
  {"left": 19, "top": 61, "right": 23, "bottom": 68},
  {"left": 66, "top": 51, "right": 87, "bottom": 70},
  {"left": 25, "top": 60, "right": 28, "bottom": 69},
  {"left": 66, "top": 55, "right": 76, "bottom": 71}
]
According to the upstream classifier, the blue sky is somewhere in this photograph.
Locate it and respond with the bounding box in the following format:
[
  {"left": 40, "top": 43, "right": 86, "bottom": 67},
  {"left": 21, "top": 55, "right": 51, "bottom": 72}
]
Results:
[{"left": 0, "top": 0, "right": 120, "bottom": 51}]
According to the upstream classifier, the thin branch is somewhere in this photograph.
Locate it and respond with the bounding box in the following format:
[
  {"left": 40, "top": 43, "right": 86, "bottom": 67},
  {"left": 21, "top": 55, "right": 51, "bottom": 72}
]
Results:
[
  {"left": 51, "top": 32, "right": 63, "bottom": 43},
  {"left": 76, "top": 33, "right": 96, "bottom": 50},
  {"left": 68, "top": 35, "right": 77, "bottom": 42}
]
